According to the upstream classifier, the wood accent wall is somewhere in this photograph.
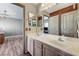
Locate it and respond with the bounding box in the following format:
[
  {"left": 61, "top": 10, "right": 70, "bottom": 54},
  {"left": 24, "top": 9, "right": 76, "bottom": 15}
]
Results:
[{"left": 50, "top": 4, "right": 78, "bottom": 17}]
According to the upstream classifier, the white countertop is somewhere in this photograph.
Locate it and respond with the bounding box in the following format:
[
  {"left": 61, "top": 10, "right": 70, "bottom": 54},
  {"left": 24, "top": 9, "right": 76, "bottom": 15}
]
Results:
[{"left": 26, "top": 33, "right": 79, "bottom": 56}]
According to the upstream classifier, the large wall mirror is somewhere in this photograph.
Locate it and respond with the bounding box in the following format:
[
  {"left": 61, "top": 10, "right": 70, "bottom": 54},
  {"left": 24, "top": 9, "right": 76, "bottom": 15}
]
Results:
[
  {"left": 48, "top": 10, "right": 78, "bottom": 38},
  {"left": 37, "top": 5, "right": 79, "bottom": 38}
]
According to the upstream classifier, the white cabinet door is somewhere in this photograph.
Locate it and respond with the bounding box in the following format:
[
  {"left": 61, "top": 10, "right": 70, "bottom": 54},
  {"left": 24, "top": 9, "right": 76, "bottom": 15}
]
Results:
[
  {"left": 43, "top": 44, "right": 57, "bottom": 56},
  {"left": 27, "top": 38, "right": 34, "bottom": 55},
  {"left": 34, "top": 40, "right": 43, "bottom": 56},
  {"left": 49, "top": 15, "right": 59, "bottom": 35},
  {"left": 43, "top": 44, "right": 72, "bottom": 56}
]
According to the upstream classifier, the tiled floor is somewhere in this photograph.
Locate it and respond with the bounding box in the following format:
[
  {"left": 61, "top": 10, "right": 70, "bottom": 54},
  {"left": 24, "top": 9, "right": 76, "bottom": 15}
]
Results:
[{"left": 0, "top": 36, "right": 24, "bottom": 56}]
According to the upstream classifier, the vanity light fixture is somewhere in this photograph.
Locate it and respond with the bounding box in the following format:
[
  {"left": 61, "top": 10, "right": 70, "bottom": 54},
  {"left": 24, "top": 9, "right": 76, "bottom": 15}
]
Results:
[{"left": 29, "top": 12, "right": 34, "bottom": 18}]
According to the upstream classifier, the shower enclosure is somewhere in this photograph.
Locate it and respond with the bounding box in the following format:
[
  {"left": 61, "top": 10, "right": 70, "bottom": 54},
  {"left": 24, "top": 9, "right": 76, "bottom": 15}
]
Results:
[{"left": 0, "top": 3, "right": 24, "bottom": 36}]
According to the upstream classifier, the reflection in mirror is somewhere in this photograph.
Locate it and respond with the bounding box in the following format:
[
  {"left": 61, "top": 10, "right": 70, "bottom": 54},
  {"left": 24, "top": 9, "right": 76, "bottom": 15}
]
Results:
[
  {"left": 28, "top": 12, "right": 37, "bottom": 33},
  {"left": 37, "top": 3, "right": 79, "bottom": 38},
  {"left": 32, "top": 19, "right": 36, "bottom": 26},
  {"left": 37, "top": 16, "right": 42, "bottom": 27},
  {"left": 28, "top": 12, "right": 36, "bottom": 27},
  {"left": 37, "top": 16, "right": 43, "bottom": 33},
  {"left": 28, "top": 19, "right": 32, "bottom": 26},
  {"left": 48, "top": 11, "right": 78, "bottom": 38},
  {"left": 43, "top": 15, "right": 49, "bottom": 33}
]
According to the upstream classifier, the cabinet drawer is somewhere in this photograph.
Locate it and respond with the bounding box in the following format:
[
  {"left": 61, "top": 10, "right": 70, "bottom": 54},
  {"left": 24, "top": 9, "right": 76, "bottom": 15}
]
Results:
[
  {"left": 55, "top": 49, "right": 73, "bottom": 56},
  {"left": 43, "top": 44, "right": 57, "bottom": 56},
  {"left": 34, "top": 45, "right": 43, "bottom": 56},
  {"left": 43, "top": 43, "right": 73, "bottom": 56}
]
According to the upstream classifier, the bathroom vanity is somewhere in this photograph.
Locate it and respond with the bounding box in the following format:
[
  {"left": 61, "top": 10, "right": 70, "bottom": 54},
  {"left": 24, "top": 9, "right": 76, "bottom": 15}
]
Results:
[{"left": 27, "top": 33, "right": 79, "bottom": 56}]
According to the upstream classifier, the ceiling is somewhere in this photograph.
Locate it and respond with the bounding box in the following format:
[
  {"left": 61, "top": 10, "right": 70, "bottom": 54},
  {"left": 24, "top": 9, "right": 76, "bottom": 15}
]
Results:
[
  {"left": 31, "top": 3, "right": 41, "bottom": 7},
  {"left": 38, "top": 3, "right": 74, "bottom": 13},
  {"left": 24, "top": 3, "right": 75, "bottom": 15},
  {"left": 32, "top": 3, "right": 40, "bottom": 6}
]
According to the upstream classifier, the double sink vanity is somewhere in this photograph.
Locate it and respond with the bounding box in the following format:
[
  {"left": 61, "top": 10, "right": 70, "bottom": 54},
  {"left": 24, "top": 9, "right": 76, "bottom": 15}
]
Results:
[{"left": 27, "top": 33, "right": 79, "bottom": 56}]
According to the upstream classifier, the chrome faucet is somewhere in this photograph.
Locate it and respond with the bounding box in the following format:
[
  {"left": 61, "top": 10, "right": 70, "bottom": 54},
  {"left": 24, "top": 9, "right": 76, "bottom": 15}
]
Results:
[{"left": 58, "top": 35, "right": 65, "bottom": 42}]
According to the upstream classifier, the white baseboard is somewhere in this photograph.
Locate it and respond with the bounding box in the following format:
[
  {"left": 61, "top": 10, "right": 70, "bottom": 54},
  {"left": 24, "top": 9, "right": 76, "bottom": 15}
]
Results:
[{"left": 5, "top": 35, "right": 24, "bottom": 38}]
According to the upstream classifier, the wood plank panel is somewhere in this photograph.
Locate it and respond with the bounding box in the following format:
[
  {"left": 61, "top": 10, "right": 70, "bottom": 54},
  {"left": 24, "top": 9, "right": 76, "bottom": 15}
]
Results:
[{"left": 50, "top": 4, "right": 78, "bottom": 16}]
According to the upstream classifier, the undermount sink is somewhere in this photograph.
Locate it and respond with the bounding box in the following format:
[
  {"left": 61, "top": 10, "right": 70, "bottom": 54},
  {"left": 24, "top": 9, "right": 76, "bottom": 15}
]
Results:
[
  {"left": 37, "top": 33, "right": 43, "bottom": 36},
  {"left": 58, "top": 37, "right": 65, "bottom": 42}
]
